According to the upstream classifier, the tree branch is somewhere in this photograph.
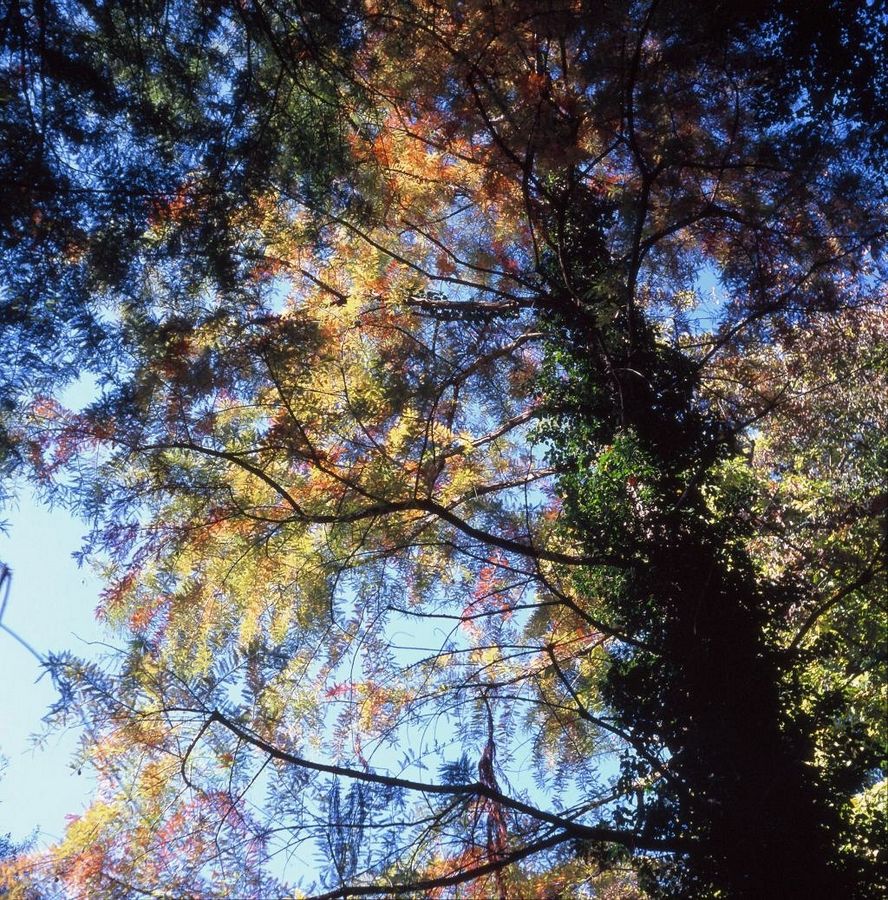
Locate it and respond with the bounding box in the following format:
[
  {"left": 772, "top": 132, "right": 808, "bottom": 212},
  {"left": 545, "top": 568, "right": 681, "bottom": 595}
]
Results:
[{"left": 200, "top": 709, "right": 681, "bottom": 852}]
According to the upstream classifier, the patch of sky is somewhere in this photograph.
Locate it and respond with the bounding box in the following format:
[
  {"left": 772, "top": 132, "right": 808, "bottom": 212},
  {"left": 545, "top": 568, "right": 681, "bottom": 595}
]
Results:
[
  {"left": 0, "top": 489, "right": 105, "bottom": 849},
  {"left": 0, "top": 372, "right": 107, "bottom": 848},
  {"left": 645, "top": 258, "right": 728, "bottom": 344}
]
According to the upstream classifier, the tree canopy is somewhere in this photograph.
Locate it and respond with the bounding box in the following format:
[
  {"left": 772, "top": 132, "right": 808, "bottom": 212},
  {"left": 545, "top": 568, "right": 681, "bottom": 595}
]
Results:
[{"left": 1, "top": 1, "right": 885, "bottom": 897}]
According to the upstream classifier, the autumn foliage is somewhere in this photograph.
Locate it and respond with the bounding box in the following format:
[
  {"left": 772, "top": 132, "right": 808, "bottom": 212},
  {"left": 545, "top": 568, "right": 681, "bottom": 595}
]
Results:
[{"left": 0, "top": 1, "right": 885, "bottom": 897}]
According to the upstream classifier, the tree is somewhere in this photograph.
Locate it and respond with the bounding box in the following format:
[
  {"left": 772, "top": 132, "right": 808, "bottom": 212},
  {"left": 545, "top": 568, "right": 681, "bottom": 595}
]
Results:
[
  {"left": 0, "top": 0, "right": 362, "bottom": 470},
  {"left": 1, "top": 1, "right": 885, "bottom": 897}
]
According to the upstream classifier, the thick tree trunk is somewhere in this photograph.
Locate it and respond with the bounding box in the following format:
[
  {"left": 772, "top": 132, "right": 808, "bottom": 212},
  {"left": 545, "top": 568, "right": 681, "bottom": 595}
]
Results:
[{"left": 555, "top": 297, "right": 847, "bottom": 895}]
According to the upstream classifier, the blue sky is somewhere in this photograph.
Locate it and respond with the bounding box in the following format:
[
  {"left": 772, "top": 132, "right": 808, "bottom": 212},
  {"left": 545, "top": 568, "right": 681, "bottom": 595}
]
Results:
[{"left": 0, "top": 489, "right": 102, "bottom": 848}]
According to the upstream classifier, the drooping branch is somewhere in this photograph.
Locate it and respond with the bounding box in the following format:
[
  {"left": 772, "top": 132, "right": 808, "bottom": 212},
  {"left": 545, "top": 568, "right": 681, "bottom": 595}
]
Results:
[
  {"left": 194, "top": 708, "right": 683, "bottom": 854},
  {"left": 307, "top": 831, "right": 569, "bottom": 899}
]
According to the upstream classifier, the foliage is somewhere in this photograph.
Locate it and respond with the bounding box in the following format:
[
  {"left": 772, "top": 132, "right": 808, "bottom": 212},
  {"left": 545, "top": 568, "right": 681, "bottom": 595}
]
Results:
[
  {"left": 1, "top": 1, "right": 885, "bottom": 897},
  {"left": 0, "top": 0, "right": 365, "bottom": 466}
]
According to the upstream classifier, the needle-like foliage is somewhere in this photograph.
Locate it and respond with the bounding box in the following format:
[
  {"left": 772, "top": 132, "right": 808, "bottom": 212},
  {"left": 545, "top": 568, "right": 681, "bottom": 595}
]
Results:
[{"left": 1, "top": 2, "right": 884, "bottom": 897}]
